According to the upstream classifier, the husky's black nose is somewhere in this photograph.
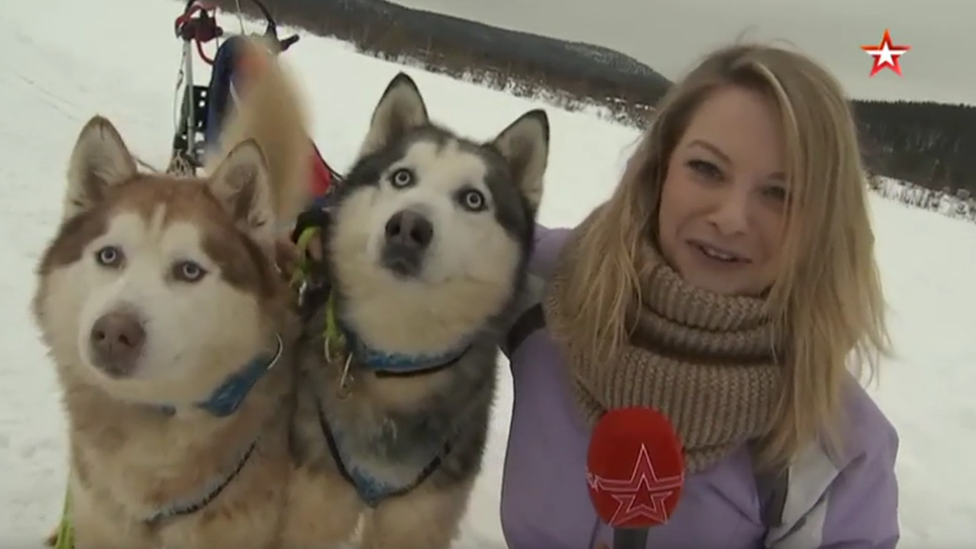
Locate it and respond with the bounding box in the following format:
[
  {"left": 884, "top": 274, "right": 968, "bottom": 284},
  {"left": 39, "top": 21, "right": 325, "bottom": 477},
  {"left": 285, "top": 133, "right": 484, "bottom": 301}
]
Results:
[
  {"left": 385, "top": 210, "right": 434, "bottom": 249},
  {"left": 382, "top": 210, "right": 434, "bottom": 276},
  {"left": 89, "top": 310, "right": 146, "bottom": 378}
]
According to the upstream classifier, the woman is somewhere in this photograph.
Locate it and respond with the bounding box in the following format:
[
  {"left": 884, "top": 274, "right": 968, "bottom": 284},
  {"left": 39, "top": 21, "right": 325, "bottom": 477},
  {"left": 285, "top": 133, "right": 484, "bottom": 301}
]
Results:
[{"left": 502, "top": 44, "right": 899, "bottom": 548}]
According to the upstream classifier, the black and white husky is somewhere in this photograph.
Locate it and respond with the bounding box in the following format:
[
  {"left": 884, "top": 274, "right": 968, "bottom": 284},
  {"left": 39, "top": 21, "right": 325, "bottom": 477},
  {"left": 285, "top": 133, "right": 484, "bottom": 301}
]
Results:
[{"left": 282, "top": 72, "right": 548, "bottom": 549}]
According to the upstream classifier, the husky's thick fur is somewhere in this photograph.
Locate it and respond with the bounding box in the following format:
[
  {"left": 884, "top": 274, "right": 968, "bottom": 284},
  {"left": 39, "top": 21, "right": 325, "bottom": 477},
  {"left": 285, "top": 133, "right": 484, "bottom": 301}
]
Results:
[
  {"left": 33, "top": 39, "right": 309, "bottom": 549},
  {"left": 284, "top": 73, "right": 548, "bottom": 549}
]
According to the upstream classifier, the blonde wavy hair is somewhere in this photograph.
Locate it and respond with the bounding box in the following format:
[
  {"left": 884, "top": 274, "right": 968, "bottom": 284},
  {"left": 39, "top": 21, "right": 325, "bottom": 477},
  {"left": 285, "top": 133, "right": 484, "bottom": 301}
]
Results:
[{"left": 560, "top": 43, "right": 892, "bottom": 467}]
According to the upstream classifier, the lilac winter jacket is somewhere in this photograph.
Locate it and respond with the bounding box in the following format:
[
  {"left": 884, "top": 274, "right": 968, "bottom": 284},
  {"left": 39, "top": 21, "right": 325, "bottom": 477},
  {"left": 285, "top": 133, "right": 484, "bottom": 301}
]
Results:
[{"left": 500, "top": 227, "right": 900, "bottom": 549}]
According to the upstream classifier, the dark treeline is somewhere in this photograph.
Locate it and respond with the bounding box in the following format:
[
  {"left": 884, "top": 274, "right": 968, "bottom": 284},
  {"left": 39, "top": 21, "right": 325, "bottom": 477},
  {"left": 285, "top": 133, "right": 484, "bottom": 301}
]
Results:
[
  {"left": 218, "top": 0, "right": 670, "bottom": 124},
  {"left": 854, "top": 101, "right": 976, "bottom": 195},
  {"left": 210, "top": 0, "right": 976, "bottom": 196}
]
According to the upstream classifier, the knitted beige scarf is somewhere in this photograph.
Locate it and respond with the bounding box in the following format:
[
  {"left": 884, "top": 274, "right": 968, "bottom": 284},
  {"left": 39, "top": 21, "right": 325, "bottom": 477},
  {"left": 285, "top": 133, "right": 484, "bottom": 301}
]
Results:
[{"left": 543, "top": 212, "right": 785, "bottom": 473}]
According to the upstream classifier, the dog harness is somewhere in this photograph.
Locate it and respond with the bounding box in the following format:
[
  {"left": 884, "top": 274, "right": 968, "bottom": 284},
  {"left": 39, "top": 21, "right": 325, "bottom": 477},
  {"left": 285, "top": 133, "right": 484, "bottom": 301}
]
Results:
[
  {"left": 315, "top": 400, "right": 454, "bottom": 507},
  {"left": 311, "top": 296, "right": 467, "bottom": 506},
  {"left": 139, "top": 334, "right": 283, "bottom": 523}
]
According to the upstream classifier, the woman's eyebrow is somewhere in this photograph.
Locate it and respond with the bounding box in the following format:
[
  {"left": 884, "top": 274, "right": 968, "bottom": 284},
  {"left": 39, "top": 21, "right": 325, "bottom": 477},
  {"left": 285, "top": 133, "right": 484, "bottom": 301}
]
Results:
[
  {"left": 688, "top": 139, "right": 731, "bottom": 164},
  {"left": 688, "top": 138, "right": 786, "bottom": 180}
]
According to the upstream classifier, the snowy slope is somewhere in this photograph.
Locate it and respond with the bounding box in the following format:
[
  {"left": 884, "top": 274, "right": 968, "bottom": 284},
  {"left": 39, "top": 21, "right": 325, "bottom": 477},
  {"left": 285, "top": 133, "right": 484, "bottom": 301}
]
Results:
[{"left": 1, "top": 0, "right": 975, "bottom": 546}]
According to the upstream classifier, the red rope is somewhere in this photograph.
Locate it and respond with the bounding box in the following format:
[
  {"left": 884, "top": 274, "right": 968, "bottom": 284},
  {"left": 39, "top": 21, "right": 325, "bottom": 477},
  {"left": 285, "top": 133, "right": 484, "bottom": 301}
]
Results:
[
  {"left": 174, "top": 3, "right": 214, "bottom": 30},
  {"left": 175, "top": 2, "right": 219, "bottom": 66},
  {"left": 196, "top": 40, "right": 216, "bottom": 65}
]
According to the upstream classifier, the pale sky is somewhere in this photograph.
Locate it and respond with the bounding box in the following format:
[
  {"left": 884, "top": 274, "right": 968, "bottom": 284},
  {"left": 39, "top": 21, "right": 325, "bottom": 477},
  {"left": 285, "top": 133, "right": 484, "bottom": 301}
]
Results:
[{"left": 392, "top": 0, "right": 966, "bottom": 104}]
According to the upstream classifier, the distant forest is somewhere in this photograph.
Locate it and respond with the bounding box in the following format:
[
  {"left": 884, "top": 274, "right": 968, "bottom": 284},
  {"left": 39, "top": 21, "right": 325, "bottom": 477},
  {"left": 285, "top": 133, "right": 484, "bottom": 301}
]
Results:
[{"left": 210, "top": 0, "right": 976, "bottom": 197}]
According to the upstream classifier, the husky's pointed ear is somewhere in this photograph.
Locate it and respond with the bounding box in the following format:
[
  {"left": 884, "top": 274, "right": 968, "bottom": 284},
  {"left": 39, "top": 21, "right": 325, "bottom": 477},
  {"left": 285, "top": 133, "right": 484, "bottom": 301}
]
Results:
[
  {"left": 64, "top": 116, "right": 137, "bottom": 220},
  {"left": 206, "top": 140, "right": 275, "bottom": 249},
  {"left": 358, "top": 73, "right": 429, "bottom": 157},
  {"left": 492, "top": 109, "right": 549, "bottom": 211}
]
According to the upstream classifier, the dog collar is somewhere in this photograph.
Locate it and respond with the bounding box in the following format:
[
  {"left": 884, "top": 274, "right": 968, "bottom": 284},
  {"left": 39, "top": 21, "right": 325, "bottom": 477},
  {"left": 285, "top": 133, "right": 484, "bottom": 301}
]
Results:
[
  {"left": 314, "top": 290, "right": 472, "bottom": 376},
  {"left": 338, "top": 323, "right": 471, "bottom": 376},
  {"left": 156, "top": 333, "right": 283, "bottom": 417}
]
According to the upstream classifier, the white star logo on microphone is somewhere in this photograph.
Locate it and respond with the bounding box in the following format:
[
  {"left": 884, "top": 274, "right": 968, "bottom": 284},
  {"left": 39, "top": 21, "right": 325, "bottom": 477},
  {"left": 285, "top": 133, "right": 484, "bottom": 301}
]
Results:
[{"left": 587, "top": 444, "right": 684, "bottom": 524}]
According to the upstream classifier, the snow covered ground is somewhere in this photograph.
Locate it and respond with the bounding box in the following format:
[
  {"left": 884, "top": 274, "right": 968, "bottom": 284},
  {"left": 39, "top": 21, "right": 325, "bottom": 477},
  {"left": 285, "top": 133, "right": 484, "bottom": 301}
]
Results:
[{"left": 1, "top": 0, "right": 975, "bottom": 546}]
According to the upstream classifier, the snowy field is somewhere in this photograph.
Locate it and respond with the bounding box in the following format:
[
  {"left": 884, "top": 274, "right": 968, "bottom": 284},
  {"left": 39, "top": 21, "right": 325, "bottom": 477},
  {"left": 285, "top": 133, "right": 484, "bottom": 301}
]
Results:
[{"left": 1, "top": 0, "right": 975, "bottom": 546}]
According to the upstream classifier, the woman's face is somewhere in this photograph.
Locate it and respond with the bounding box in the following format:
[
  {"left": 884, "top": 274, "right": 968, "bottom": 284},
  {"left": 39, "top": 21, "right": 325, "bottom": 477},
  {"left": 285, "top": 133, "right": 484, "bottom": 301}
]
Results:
[{"left": 657, "top": 86, "right": 790, "bottom": 296}]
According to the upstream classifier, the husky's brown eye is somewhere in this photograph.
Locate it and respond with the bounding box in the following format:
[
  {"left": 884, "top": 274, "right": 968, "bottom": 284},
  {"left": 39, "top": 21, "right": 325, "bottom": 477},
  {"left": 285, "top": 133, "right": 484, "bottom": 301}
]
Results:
[
  {"left": 172, "top": 260, "right": 207, "bottom": 283},
  {"left": 94, "top": 246, "right": 124, "bottom": 268},
  {"left": 390, "top": 168, "right": 414, "bottom": 188}
]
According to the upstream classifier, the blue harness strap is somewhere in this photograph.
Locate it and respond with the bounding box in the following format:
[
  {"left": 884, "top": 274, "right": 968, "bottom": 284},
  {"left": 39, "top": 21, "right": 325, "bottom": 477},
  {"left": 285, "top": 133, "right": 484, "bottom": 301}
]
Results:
[
  {"left": 157, "top": 334, "right": 283, "bottom": 417},
  {"left": 316, "top": 400, "right": 452, "bottom": 508},
  {"left": 144, "top": 438, "right": 258, "bottom": 524}
]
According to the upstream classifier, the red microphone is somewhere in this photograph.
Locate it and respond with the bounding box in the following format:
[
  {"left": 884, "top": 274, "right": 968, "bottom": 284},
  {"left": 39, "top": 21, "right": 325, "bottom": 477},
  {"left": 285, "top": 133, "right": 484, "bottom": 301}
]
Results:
[{"left": 586, "top": 407, "right": 685, "bottom": 549}]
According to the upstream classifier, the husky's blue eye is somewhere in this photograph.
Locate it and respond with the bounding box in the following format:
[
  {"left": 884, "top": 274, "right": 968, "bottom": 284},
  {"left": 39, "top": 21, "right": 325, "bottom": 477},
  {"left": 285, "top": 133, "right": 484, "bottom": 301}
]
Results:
[
  {"left": 390, "top": 168, "right": 414, "bottom": 188},
  {"left": 94, "top": 246, "right": 124, "bottom": 268},
  {"left": 459, "top": 189, "right": 486, "bottom": 212},
  {"left": 172, "top": 260, "right": 207, "bottom": 283}
]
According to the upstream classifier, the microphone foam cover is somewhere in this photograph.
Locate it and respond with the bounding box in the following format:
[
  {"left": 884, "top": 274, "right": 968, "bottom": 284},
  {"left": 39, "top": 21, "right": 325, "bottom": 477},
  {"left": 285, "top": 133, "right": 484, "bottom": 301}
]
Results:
[{"left": 586, "top": 406, "right": 685, "bottom": 528}]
